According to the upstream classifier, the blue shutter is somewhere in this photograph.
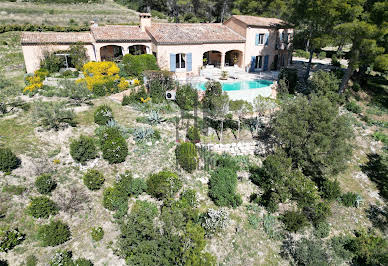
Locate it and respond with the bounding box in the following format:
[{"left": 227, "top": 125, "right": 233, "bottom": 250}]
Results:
[
  {"left": 255, "top": 34, "right": 259, "bottom": 46},
  {"left": 250, "top": 56, "right": 256, "bottom": 72},
  {"left": 263, "top": 55, "right": 269, "bottom": 71},
  {"left": 265, "top": 33, "right": 269, "bottom": 46},
  {"left": 285, "top": 33, "right": 289, "bottom": 43},
  {"left": 186, "top": 53, "right": 192, "bottom": 71},
  {"left": 281, "top": 32, "right": 284, "bottom": 42},
  {"left": 170, "top": 53, "right": 176, "bottom": 72}
]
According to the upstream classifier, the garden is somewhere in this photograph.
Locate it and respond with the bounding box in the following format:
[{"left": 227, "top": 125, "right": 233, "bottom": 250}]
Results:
[{"left": 0, "top": 30, "right": 387, "bottom": 265}]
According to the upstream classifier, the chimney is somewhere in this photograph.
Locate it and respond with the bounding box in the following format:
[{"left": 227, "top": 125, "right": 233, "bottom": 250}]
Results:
[{"left": 139, "top": 13, "right": 151, "bottom": 32}]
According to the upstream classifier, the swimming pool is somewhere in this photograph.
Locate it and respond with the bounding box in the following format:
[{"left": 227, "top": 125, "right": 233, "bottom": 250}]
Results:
[{"left": 194, "top": 79, "right": 273, "bottom": 91}]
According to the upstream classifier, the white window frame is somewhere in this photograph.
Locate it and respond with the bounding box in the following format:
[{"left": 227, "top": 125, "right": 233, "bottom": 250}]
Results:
[
  {"left": 176, "top": 53, "right": 186, "bottom": 71},
  {"left": 255, "top": 56, "right": 263, "bottom": 69},
  {"left": 258, "top": 34, "right": 265, "bottom": 45}
]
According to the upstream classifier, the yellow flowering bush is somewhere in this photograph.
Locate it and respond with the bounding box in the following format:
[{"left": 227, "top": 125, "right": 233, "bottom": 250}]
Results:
[
  {"left": 118, "top": 77, "right": 129, "bottom": 91},
  {"left": 24, "top": 69, "right": 48, "bottom": 93},
  {"left": 77, "top": 61, "right": 129, "bottom": 96},
  {"left": 140, "top": 97, "right": 151, "bottom": 103},
  {"left": 133, "top": 79, "right": 140, "bottom": 86}
]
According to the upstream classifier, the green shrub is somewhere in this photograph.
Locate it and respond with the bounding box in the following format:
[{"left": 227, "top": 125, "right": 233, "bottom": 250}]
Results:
[
  {"left": 186, "top": 126, "right": 200, "bottom": 143},
  {"left": 70, "top": 135, "right": 98, "bottom": 163},
  {"left": 125, "top": 88, "right": 148, "bottom": 104},
  {"left": 147, "top": 170, "right": 182, "bottom": 200},
  {"left": 345, "top": 101, "right": 362, "bottom": 114},
  {"left": 40, "top": 52, "right": 63, "bottom": 73},
  {"left": 281, "top": 210, "right": 309, "bottom": 232},
  {"left": 35, "top": 174, "right": 57, "bottom": 194},
  {"left": 313, "top": 221, "right": 330, "bottom": 238},
  {"left": 68, "top": 43, "right": 89, "bottom": 71},
  {"left": 341, "top": 192, "right": 358, "bottom": 207},
  {"left": 0, "top": 148, "right": 20, "bottom": 172},
  {"left": 122, "top": 54, "right": 159, "bottom": 78},
  {"left": 308, "top": 70, "right": 343, "bottom": 104},
  {"left": 102, "top": 187, "right": 127, "bottom": 211},
  {"left": 91, "top": 226, "right": 104, "bottom": 241},
  {"left": 317, "top": 51, "right": 326, "bottom": 60},
  {"left": 49, "top": 250, "right": 73, "bottom": 266},
  {"left": 209, "top": 167, "right": 242, "bottom": 208},
  {"left": 94, "top": 105, "right": 113, "bottom": 126},
  {"left": 294, "top": 49, "right": 310, "bottom": 59},
  {"left": 33, "top": 101, "right": 76, "bottom": 130},
  {"left": 330, "top": 235, "right": 355, "bottom": 262},
  {"left": 73, "top": 258, "right": 93, "bottom": 266},
  {"left": 27, "top": 196, "right": 59, "bottom": 218},
  {"left": 292, "top": 238, "right": 329, "bottom": 266},
  {"left": 0, "top": 228, "right": 25, "bottom": 252},
  {"left": 83, "top": 169, "right": 105, "bottom": 190},
  {"left": 215, "top": 153, "right": 241, "bottom": 172},
  {"left": 101, "top": 132, "right": 128, "bottom": 164},
  {"left": 129, "top": 178, "right": 147, "bottom": 197},
  {"left": 348, "top": 229, "right": 388, "bottom": 265},
  {"left": 331, "top": 55, "right": 341, "bottom": 67},
  {"left": 303, "top": 201, "right": 331, "bottom": 226},
  {"left": 320, "top": 179, "right": 341, "bottom": 201},
  {"left": 201, "top": 208, "right": 230, "bottom": 236},
  {"left": 176, "top": 84, "right": 198, "bottom": 111},
  {"left": 25, "top": 255, "right": 38, "bottom": 266},
  {"left": 278, "top": 68, "right": 298, "bottom": 94},
  {"left": 2, "top": 185, "right": 26, "bottom": 195},
  {"left": 122, "top": 95, "right": 131, "bottom": 106},
  {"left": 175, "top": 142, "right": 198, "bottom": 173},
  {"left": 38, "top": 220, "right": 71, "bottom": 246}
]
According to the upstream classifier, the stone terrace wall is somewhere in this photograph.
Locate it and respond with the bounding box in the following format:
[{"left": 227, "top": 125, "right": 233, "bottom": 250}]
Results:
[{"left": 196, "top": 141, "right": 269, "bottom": 156}]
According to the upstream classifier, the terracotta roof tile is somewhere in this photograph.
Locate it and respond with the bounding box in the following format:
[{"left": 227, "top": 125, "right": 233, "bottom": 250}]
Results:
[
  {"left": 231, "top": 15, "right": 289, "bottom": 28},
  {"left": 147, "top": 23, "right": 245, "bottom": 44},
  {"left": 91, "top": 25, "right": 151, "bottom": 42},
  {"left": 21, "top": 32, "right": 94, "bottom": 44}
]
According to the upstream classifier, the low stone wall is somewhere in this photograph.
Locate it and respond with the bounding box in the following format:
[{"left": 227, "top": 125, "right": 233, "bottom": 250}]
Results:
[
  {"left": 43, "top": 77, "right": 79, "bottom": 87},
  {"left": 196, "top": 141, "right": 269, "bottom": 156}
]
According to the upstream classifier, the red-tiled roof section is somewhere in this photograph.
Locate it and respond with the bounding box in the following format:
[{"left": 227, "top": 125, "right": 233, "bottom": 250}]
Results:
[
  {"left": 231, "top": 15, "right": 288, "bottom": 27},
  {"left": 21, "top": 32, "right": 94, "bottom": 44},
  {"left": 91, "top": 25, "right": 151, "bottom": 42},
  {"left": 147, "top": 23, "right": 245, "bottom": 44}
]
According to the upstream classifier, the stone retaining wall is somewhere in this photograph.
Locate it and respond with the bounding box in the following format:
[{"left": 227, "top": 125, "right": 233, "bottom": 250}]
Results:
[{"left": 196, "top": 141, "right": 269, "bottom": 156}]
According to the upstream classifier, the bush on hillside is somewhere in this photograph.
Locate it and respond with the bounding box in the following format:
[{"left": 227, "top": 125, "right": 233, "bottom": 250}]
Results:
[
  {"left": 83, "top": 170, "right": 105, "bottom": 190},
  {"left": 122, "top": 95, "right": 131, "bottom": 106},
  {"left": 345, "top": 101, "right": 362, "bottom": 114},
  {"left": 176, "top": 84, "right": 198, "bottom": 111},
  {"left": 91, "top": 226, "right": 104, "bottom": 242},
  {"left": 33, "top": 101, "right": 76, "bottom": 130},
  {"left": 102, "top": 187, "right": 127, "bottom": 212},
  {"left": 278, "top": 68, "right": 298, "bottom": 94},
  {"left": 38, "top": 220, "right": 71, "bottom": 247},
  {"left": 0, "top": 148, "right": 21, "bottom": 172},
  {"left": 128, "top": 178, "right": 147, "bottom": 197},
  {"left": 35, "top": 174, "right": 57, "bottom": 194},
  {"left": 175, "top": 142, "right": 198, "bottom": 173},
  {"left": 215, "top": 153, "right": 241, "bottom": 172},
  {"left": 313, "top": 221, "right": 330, "bottom": 238},
  {"left": 146, "top": 170, "right": 182, "bottom": 200},
  {"left": 208, "top": 167, "right": 242, "bottom": 207},
  {"left": 320, "top": 178, "right": 342, "bottom": 201},
  {"left": 101, "top": 132, "right": 128, "bottom": 164},
  {"left": 0, "top": 228, "right": 25, "bottom": 252},
  {"left": 68, "top": 43, "right": 89, "bottom": 71},
  {"left": 27, "top": 196, "right": 59, "bottom": 219},
  {"left": 303, "top": 201, "right": 331, "bottom": 226},
  {"left": 40, "top": 52, "right": 63, "bottom": 73},
  {"left": 70, "top": 135, "right": 98, "bottom": 163},
  {"left": 341, "top": 192, "right": 359, "bottom": 207},
  {"left": 94, "top": 105, "right": 113, "bottom": 126},
  {"left": 281, "top": 210, "right": 309, "bottom": 233},
  {"left": 186, "top": 126, "right": 201, "bottom": 143}
]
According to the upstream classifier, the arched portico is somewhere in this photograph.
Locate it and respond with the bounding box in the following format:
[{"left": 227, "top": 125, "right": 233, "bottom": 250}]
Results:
[
  {"left": 128, "top": 44, "right": 149, "bottom": 55},
  {"left": 203, "top": 50, "right": 222, "bottom": 68},
  {"left": 225, "top": 50, "right": 243, "bottom": 67},
  {"left": 100, "top": 45, "right": 123, "bottom": 61}
]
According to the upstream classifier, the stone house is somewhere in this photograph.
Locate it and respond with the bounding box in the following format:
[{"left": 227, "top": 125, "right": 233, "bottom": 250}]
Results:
[{"left": 21, "top": 13, "right": 293, "bottom": 76}]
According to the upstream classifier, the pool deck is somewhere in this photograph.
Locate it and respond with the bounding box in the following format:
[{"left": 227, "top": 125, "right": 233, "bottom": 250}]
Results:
[{"left": 178, "top": 68, "right": 278, "bottom": 102}]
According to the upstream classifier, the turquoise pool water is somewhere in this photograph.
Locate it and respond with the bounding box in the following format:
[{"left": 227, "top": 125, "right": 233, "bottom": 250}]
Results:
[{"left": 194, "top": 79, "right": 273, "bottom": 91}]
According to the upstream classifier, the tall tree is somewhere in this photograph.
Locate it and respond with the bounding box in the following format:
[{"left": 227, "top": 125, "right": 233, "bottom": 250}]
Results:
[{"left": 290, "top": 0, "right": 339, "bottom": 81}]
